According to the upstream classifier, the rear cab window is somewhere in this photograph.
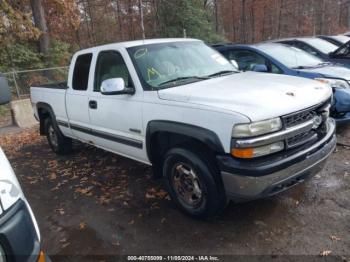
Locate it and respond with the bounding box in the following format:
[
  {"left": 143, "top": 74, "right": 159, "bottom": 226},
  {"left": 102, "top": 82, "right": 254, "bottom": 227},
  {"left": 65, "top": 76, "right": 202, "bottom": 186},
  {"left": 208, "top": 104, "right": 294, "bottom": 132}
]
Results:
[{"left": 72, "top": 53, "right": 93, "bottom": 91}]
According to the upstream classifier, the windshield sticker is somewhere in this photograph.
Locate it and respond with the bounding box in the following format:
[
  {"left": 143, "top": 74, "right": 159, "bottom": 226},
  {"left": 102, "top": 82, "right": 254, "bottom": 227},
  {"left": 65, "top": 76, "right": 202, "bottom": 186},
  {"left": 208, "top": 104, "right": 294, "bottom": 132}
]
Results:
[
  {"left": 211, "top": 54, "right": 229, "bottom": 65},
  {"left": 134, "top": 48, "right": 148, "bottom": 59},
  {"left": 147, "top": 67, "right": 162, "bottom": 81}
]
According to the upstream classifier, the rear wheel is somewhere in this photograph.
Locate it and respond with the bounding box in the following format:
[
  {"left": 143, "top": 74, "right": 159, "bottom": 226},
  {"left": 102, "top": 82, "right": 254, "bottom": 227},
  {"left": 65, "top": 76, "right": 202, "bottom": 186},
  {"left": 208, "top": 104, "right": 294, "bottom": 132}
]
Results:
[
  {"left": 163, "top": 147, "right": 226, "bottom": 218},
  {"left": 45, "top": 118, "right": 72, "bottom": 155}
]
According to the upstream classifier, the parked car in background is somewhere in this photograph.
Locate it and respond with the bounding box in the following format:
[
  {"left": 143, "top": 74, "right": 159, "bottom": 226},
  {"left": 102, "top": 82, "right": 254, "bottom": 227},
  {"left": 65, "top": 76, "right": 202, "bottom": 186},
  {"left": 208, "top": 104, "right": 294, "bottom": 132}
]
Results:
[
  {"left": 0, "top": 76, "right": 48, "bottom": 262},
  {"left": 273, "top": 37, "right": 350, "bottom": 69},
  {"left": 30, "top": 38, "right": 336, "bottom": 218},
  {"left": 318, "top": 35, "right": 350, "bottom": 47},
  {"left": 214, "top": 42, "right": 350, "bottom": 124}
]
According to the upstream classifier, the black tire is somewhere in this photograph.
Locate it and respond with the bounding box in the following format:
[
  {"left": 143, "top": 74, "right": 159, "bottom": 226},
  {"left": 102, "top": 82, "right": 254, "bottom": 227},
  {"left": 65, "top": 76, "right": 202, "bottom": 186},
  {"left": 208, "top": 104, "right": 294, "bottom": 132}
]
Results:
[
  {"left": 163, "top": 147, "right": 226, "bottom": 218},
  {"left": 45, "top": 118, "right": 72, "bottom": 155}
]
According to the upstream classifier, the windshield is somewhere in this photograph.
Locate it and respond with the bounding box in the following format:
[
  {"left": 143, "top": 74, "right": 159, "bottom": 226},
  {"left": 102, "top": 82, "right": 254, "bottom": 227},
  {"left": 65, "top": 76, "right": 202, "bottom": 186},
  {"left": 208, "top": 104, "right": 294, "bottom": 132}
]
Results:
[
  {"left": 127, "top": 41, "right": 236, "bottom": 90},
  {"left": 302, "top": 38, "right": 338, "bottom": 54},
  {"left": 258, "top": 44, "right": 324, "bottom": 68}
]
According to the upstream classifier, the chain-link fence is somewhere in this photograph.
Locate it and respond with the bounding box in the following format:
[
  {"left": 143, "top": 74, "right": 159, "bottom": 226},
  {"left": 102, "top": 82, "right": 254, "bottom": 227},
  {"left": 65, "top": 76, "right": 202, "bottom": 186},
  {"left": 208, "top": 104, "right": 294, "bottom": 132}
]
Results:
[
  {"left": 0, "top": 104, "right": 12, "bottom": 128},
  {"left": 3, "top": 66, "right": 69, "bottom": 99}
]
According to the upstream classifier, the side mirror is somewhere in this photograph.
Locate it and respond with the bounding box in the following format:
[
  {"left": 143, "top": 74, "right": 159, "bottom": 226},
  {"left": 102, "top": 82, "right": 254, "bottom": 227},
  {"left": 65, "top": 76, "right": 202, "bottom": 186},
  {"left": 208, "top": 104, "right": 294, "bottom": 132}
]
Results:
[
  {"left": 100, "top": 78, "right": 134, "bottom": 95},
  {"left": 0, "top": 75, "right": 11, "bottom": 105},
  {"left": 252, "top": 64, "right": 268, "bottom": 72},
  {"left": 230, "top": 60, "right": 239, "bottom": 70}
]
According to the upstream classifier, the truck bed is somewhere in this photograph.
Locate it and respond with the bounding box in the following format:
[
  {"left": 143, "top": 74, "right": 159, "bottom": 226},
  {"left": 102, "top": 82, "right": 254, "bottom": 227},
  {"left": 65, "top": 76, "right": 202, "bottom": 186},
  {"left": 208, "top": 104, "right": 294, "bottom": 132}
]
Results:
[{"left": 30, "top": 84, "right": 68, "bottom": 124}]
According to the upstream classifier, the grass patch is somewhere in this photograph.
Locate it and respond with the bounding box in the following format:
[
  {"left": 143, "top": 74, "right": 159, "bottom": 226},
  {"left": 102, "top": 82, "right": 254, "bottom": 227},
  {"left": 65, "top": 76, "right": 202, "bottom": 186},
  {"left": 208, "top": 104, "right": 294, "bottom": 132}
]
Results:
[{"left": 0, "top": 104, "right": 10, "bottom": 117}]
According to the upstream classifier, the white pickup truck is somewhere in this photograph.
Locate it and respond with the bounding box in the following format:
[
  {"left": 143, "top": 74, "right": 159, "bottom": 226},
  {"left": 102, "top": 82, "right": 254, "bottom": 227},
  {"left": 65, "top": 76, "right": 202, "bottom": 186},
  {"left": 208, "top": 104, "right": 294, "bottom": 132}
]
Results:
[{"left": 31, "top": 38, "right": 336, "bottom": 218}]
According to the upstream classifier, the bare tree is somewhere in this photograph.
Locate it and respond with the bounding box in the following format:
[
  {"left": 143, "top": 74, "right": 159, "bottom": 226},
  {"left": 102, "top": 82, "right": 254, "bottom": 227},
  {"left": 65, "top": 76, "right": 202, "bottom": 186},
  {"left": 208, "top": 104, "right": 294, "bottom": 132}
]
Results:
[
  {"left": 30, "top": 0, "right": 49, "bottom": 57},
  {"left": 139, "top": 0, "right": 145, "bottom": 39}
]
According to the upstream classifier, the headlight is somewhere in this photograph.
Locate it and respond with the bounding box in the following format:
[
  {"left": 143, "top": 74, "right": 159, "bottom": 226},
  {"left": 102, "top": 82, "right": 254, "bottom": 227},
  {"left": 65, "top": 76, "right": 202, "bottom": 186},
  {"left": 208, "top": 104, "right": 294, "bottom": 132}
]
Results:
[
  {"left": 232, "top": 118, "right": 282, "bottom": 138},
  {"left": 231, "top": 141, "right": 284, "bottom": 158},
  {"left": 314, "top": 78, "right": 350, "bottom": 89}
]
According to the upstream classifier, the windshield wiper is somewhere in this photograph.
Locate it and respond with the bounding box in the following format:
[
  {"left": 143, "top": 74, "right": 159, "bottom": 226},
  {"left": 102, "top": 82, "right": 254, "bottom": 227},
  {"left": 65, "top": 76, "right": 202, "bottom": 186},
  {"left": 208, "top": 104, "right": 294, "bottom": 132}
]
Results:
[
  {"left": 207, "top": 70, "right": 236, "bottom": 77},
  {"left": 292, "top": 65, "right": 317, "bottom": 69},
  {"left": 157, "top": 76, "right": 208, "bottom": 87},
  {"left": 293, "top": 62, "right": 332, "bottom": 69},
  {"left": 317, "top": 62, "right": 332, "bottom": 66}
]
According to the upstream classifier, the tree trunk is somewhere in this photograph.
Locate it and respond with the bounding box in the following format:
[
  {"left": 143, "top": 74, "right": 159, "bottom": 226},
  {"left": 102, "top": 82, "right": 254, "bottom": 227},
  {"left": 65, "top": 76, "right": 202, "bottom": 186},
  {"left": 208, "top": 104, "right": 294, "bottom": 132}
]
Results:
[
  {"left": 128, "top": 0, "right": 135, "bottom": 40},
  {"left": 115, "top": 0, "right": 124, "bottom": 40},
  {"left": 138, "top": 0, "right": 145, "bottom": 39},
  {"left": 277, "top": 0, "right": 283, "bottom": 38},
  {"left": 251, "top": 0, "right": 255, "bottom": 43},
  {"left": 30, "top": 0, "right": 49, "bottom": 57},
  {"left": 214, "top": 0, "right": 219, "bottom": 33},
  {"left": 241, "top": 0, "right": 246, "bottom": 43}
]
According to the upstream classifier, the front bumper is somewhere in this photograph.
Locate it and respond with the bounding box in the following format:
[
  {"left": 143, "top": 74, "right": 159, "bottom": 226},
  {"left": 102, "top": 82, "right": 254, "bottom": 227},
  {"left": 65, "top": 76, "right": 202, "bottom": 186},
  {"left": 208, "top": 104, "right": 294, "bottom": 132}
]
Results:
[
  {"left": 218, "top": 118, "right": 336, "bottom": 200},
  {"left": 0, "top": 199, "right": 41, "bottom": 262}
]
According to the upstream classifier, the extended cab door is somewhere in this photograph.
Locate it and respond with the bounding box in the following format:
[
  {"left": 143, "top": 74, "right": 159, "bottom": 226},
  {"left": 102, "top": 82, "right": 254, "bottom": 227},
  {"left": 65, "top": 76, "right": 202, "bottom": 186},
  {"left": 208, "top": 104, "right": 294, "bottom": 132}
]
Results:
[
  {"left": 65, "top": 52, "right": 95, "bottom": 142},
  {"left": 88, "top": 49, "right": 145, "bottom": 162}
]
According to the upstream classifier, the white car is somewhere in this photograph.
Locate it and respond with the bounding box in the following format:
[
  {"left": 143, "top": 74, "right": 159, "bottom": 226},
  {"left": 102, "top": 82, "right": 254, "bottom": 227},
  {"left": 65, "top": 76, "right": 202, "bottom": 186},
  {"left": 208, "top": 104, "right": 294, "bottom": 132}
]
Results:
[
  {"left": 30, "top": 39, "right": 336, "bottom": 218},
  {"left": 0, "top": 76, "right": 47, "bottom": 261}
]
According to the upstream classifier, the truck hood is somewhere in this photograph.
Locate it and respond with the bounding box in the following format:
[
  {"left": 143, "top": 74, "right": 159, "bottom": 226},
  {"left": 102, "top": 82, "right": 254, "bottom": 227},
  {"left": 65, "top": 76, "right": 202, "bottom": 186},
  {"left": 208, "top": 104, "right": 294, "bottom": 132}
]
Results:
[
  {"left": 157, "top": 72, "right": 332, "bottom": 122},
  {"left": 298, "top": 64, "right": 350, "bottom": 80}
]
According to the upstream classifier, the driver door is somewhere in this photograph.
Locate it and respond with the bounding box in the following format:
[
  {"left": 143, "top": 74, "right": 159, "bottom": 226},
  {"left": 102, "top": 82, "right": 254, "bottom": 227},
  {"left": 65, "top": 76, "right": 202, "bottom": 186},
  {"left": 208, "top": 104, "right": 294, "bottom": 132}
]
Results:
[{"left": 88, "top": 49, "right": 144, "bottom": 160}]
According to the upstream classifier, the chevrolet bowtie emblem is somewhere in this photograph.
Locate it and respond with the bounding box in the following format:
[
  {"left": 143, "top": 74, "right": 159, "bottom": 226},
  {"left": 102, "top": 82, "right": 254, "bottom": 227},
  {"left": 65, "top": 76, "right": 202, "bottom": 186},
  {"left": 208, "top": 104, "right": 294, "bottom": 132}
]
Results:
[{"left": 286, "top": 92, "right": 295, "bottom": 97}]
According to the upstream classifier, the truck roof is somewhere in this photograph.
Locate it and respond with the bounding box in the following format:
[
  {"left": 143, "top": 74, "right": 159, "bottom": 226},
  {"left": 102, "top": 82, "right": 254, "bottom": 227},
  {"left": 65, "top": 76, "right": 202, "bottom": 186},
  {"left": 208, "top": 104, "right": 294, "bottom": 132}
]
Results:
[{"left": 76, "top": 38, "right": 201, "bottom": 54}]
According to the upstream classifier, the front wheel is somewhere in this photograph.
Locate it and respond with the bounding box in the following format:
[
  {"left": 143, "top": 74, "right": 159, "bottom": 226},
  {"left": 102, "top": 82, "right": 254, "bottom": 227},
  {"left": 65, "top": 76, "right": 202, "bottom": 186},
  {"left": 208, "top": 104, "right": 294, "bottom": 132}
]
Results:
[
  {"left": 163, "top": 147, "right": 226, "bottom": 218},
  {"left": 45, "top": 118, "right": 72, "bottom": 155}
]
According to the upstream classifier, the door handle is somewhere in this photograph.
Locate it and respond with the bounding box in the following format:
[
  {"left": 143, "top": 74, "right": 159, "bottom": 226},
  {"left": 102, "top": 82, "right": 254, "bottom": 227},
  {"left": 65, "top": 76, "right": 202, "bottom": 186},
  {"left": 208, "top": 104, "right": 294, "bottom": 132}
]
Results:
[{"left": 89, "top": 100, "right": 97, "bottom": 109}]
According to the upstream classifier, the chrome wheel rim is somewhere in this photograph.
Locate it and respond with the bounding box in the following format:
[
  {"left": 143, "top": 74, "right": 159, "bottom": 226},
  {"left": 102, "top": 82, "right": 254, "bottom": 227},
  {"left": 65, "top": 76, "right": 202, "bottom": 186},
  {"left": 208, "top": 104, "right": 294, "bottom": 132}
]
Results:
[
  {"left": 48, "top": 125, "right": 58, "bottom": 148},
  {"left": 171, "top": 163, "right": 203, "bottom": 208}
]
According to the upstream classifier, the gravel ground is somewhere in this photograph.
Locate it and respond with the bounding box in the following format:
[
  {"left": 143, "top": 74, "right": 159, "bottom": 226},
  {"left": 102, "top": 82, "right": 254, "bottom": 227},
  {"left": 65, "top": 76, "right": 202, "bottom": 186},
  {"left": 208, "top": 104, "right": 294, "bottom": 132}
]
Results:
[{"left": 0, "top": 126, "right": 349, "bottom": 261}]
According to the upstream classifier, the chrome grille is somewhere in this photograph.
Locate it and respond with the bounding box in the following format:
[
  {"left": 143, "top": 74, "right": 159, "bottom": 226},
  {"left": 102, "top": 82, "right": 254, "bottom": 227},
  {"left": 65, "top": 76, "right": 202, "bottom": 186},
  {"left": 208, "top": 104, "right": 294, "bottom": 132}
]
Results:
[
  {"left": 286, "top": 130, "right": 316, "bottom": 148},
  {"left": 283, "top": 109, "right": 316, "bottom": 128},
  {"left": 282, "top": 99, "right": 331, "bottom": 149}
]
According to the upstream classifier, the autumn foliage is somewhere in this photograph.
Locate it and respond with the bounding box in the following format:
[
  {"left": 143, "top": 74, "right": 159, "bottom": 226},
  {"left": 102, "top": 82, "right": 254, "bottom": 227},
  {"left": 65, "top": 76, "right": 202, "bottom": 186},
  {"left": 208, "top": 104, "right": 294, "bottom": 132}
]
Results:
[{"left": 0, "top": 0, "right": 349, "bottom": 72}]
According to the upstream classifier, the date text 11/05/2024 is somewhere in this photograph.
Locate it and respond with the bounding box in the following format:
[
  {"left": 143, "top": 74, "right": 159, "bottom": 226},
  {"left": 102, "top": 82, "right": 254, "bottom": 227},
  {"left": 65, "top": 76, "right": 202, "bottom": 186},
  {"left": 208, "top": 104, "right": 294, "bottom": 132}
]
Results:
[{"left": 127, "top": 255, "right": 220, "bottom": 261}]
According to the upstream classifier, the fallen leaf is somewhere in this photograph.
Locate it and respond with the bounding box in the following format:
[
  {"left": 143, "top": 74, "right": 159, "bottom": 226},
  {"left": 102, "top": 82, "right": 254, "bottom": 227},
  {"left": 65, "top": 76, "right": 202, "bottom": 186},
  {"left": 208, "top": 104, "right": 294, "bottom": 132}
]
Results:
[
  {"left": 128, "top": 220, "right": 134, "bottom": 225},
  {"left": 59, "top": 238, "right": 67, "bottom": 243},
  {"left": 75, "top": 187, "right": 93, "bottom": 196},
  {"left": 320, "top": 250, "right": 332, "bottom": 257},
  {"left": 61, "top": 242, "right": 70, "bottom": 249},
  {"left": 145, "top": 192, "right": 156, "bottom": 199},
  {"left": 56, "top": 208, "right": 65, "bottom": 215},
  {"left": 330, "top": 235, "right": 341, "bottom": 241},
  {"left": 161, "top": 218, "right": 166, "bottom": 223},
  {"left": 48, "top": 173, "right": 57, "bottom": 180},
  {"left": 79, "top": 222, "right": 87, "bottom": 230}
]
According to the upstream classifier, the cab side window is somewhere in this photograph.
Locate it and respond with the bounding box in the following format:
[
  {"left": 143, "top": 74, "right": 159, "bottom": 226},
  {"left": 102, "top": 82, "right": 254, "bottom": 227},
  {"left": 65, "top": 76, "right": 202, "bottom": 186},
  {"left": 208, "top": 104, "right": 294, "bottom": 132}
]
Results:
[
  {"left": 227, "top": 50, "right": 266, "bottom": 71},
  {"left": 226, "top": 49, "right": 282, "bottom": 74},
  {"left": 94, "top": 51, "right": 133, "bottom": 92},
  {"left": 294, "top": 42, "right": 320, "bottom": 58},
  {"left": 72, "top": 53, "right": 93, "bottom": 91}
]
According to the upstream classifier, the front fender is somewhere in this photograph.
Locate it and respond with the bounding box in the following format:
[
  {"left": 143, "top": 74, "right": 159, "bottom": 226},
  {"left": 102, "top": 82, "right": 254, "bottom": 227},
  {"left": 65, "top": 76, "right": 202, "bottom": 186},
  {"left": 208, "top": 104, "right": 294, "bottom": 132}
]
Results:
[
  {"left": 333, "top": 88, "right": 350, "bottom": 113},
  {"left": 145, "top": 120, "right": 225, "bottom": 163}
]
